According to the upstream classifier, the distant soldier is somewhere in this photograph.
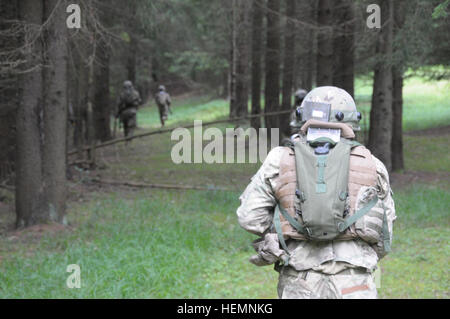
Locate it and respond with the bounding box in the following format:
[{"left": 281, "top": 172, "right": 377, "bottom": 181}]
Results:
[
  {"left": 116, "top": 80, "right": 141, "bottom": 139},
  {"left": 155, "top": 85, "right": 172, "bottom": 127}
]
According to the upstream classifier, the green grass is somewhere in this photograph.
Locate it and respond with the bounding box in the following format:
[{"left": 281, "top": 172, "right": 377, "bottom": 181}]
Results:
[
  {"left": 137, "top": 95, "right": 229, "bottom": 130},
  {"left": 0, "top": 190, "right": 278, "bottom": 298},
  {"left": 0, "top": 184, "right": 448, "bottom": 298},
  {"left": 355, "top": 76, "right": 450, "bottom": 132},
  {"left": 404, "top": 134, "right": 450, "bottom": 173}
]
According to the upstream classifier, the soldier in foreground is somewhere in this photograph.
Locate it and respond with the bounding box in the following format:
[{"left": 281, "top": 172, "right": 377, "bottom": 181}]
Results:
[
  {"left": 237, "top": 86, "right": 396, "bottom": 299},
  {"left": 116, "top": 80, "right": 142, "bottom": 139},
  {"left": 155, "top": 85, "right": 172, "bottom": 127}
]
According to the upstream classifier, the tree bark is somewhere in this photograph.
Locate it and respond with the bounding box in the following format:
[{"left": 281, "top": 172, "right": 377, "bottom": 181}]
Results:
[
  {"left": 229, "top": 2, "right": 237, "bottom": 117},
  {"left": 391, "top": 0, "right": 406, "bottom": 171},
  {"left": 391, "top": 67, "right": 404, "bottom": 171},
  {"left": 15, "top": 0, "right": 44, "bottom": 228},
  {"left": 295, "top": 0, "right": 316, "bottom": 92},
  {"left": 42, "top": 0, "right": 68, "bottom": 223},
  {"left": 127, "top": 35, "right": 137, "bottom": 84},
  {"left": 332, "top": 0, "right": 355, "bottom": 97},
  {"left": 368, "top": 0, "right": 394, "bottom": 172},
  {"left": 316, "top": 0, "right": 333, "bottom": 86},
  {"left": 280, "top": 0, "right": 296, "bottom": 137},
  {"left": 264, "top": 0, "right": 281, "bottom": 132},
  {"left": 93, "top": 36, "right": 112, "bottom": 141},
  {"left": 250, "top": 0, "right": 263, "bottom": 130},
  {"left": 234, "top": 0, "right": 250, "bottom": 118}
]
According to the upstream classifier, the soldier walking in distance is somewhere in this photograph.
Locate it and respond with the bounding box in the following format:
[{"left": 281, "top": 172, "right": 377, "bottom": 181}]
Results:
[
  {"left": 237, "top": 86, "right": 396, "bottom": 299},
  {"left": 116, "top": 80, "right": 142, "bottom": 139},
  {"left": 155, "top": 85, "right": 172, "bottom": 127}
]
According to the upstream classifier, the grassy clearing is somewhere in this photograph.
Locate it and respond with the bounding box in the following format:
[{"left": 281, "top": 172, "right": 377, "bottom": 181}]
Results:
[
  {"left": 355, "top": 76, "right": 450, "bottom": 131},
  {"left": 136, "top": 76, "right": 450, "bottom": 133},
  {"left": 0, "top": 184, "right": 448, "bottom": 298},
  {"left": 403, "top": 134, "right": 450, "bottom": 173},
  {"left": 0, "top": 190, "right": 278, "bottom": 298}
]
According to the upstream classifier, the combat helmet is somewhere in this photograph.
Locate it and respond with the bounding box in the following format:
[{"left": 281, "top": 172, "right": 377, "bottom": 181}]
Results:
[
  {"left": 158, "top": 85, "right": 166, "bottom": 92},
  {"left": 123, "top": 81, "right": 133, "bottom": 91},
  {"left": 290, "top": 86, "right": 362, "bottom": 132}
]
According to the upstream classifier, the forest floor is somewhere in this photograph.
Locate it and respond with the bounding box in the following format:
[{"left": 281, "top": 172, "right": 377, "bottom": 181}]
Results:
[{"left": 0, "top": 77, "right": 449, "bottom": 298}]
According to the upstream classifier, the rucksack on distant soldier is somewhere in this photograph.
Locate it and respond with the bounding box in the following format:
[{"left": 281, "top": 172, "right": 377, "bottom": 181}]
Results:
[
  {"left": 155, "top": 85, "right": 172, "bottom": 126},
  {"left": 117, "top": 80, "right": 142, "bottom": 138},
  {"left": 273, "top": 87, "right": 391, "bottom": 263}
]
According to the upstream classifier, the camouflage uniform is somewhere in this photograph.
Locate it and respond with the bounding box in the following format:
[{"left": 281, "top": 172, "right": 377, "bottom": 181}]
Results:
[
  {"left": 236, "top": 86, "right": 396, "bottom": 299},
  {"left": 155, "top": 85, "right": 172, "bottom": 127},
  {"left": 117, "top": 81, "right": 141, "bottom": 138}
]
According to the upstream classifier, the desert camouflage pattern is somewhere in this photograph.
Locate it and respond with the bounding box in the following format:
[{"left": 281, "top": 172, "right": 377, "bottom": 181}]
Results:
[
  {"left": 277, "top": 264, "right": 378, "bottom": 299},
  {"left": 155, "top": 86, "right": 172, "bottom": 126},
  {"left": 236, "top": 145, "right": 396, "bottom": 298},
  {"left": 290, "top": 86, "right": 360, "bottom": 131}
]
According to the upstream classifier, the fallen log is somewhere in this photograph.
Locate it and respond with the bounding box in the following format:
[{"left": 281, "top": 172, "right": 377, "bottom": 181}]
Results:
[
  {"left": 67, "top": 109, "right": 292, "bottom": 156},
  {"left": 91, "top": 178, "right": 234, "bottom": 192}
]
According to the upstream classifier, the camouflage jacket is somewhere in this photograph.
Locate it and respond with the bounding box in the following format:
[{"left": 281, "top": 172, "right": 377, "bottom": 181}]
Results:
[
  {"left": 236, "top": 146, "right": 396, "bottom": 273},
  {"left": 155, "top": 91, "right": 171, "bottom": 107},
  {"left": 118, "top": 89, "right": 141, "bottom": 114}
]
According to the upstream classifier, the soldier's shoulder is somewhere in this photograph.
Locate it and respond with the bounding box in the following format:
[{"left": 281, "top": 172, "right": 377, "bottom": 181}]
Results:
[
  {"left": 370, "top": 154, "right": 389, "bottom": 177},
  {"left": 263, "top": 146, "right": 291, "bottom": 166},
  {"left": 370, "top": 154, "right": 392, "bottom": 197}
]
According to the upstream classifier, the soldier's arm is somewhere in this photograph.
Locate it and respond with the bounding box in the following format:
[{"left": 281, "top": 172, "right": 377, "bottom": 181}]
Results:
[
  {"left": 236, "top": 147, "right": 284, "bottom": 236},
  {"left": 167, "top": 94, "right": 171, "bottom": 106},
  {"left": 371, "top": 156, "right": 397, "bottom": 259}
]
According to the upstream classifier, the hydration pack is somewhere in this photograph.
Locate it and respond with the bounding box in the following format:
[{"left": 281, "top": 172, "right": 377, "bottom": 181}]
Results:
[{"left": 272, "top": 135, "right": 391, "bottom": 259}]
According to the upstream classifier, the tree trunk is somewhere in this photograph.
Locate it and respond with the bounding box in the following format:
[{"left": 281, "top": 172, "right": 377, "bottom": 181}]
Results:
[
  {"left": 368, "top": 0, "right": 394, "bottom": 172},
  {"left": 15, "top": 0, "right": 44, "bottom": 228},
  {"left": 391, "top": 67, "right": 404, "bottom": 171},
  {"left": 93, "top": 36, "right": 112, "bottom": 141},
  {"left": 264, "top": 0, "right": 281, "bottom": 132},
  {"left": 42, "top": 0, "right": 68, "bottom": 223},
  {"left": 127, "top": 35, "right": 137, "bottom": 84},
  {"left": 295, "top": 0, "right": 315, "bottom": 92},
  {"left": 280, "top": 0, "right": 296, "bottom": 137},
  {"left": 391, "top": 0, "right": 406, "bottom": 171},
  {"left": 316, "top": 0, "right": 333, "bottom": 86},
  {"left": 234, "top": 0, "right": 250, "bottom": 118},
  {"left": 332, "top": 0, "right": 355, "bottom": 97},
  {"left": 229, "top": 2, "right": 237, "bottom": 117},
  {"left": 250, "top": 0, "right": 263, "bottom": 130},
  {"left": 0, "top": 0, "right": 18, "bottom": 184}
]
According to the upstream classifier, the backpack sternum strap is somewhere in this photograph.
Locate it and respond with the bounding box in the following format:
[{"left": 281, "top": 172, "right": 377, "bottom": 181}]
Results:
[{"left": 316, "top": 155, "right": 328, "bottom": 193}]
